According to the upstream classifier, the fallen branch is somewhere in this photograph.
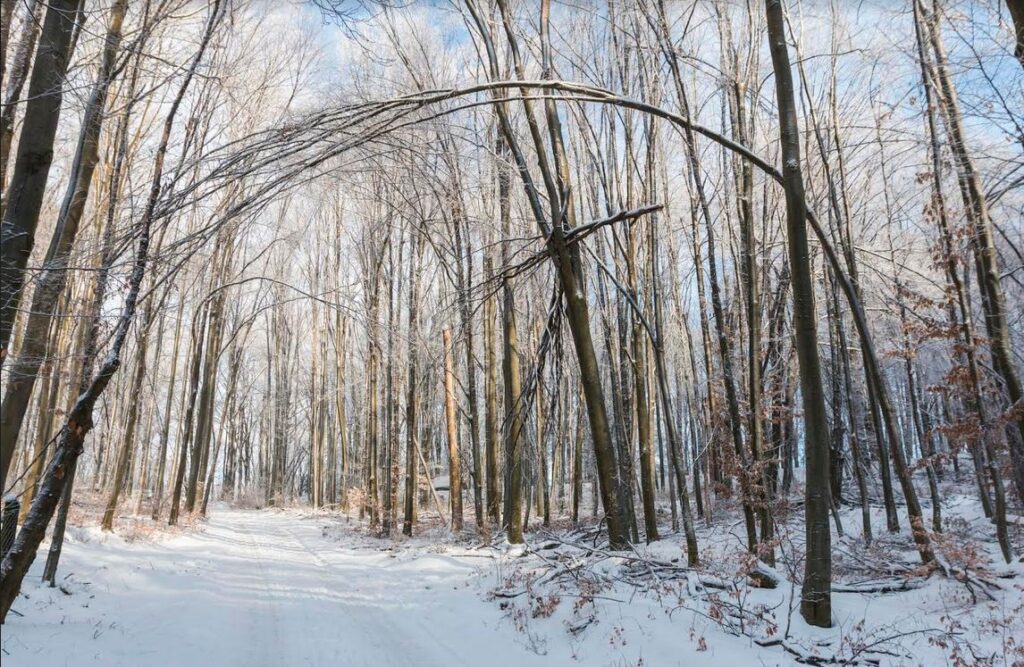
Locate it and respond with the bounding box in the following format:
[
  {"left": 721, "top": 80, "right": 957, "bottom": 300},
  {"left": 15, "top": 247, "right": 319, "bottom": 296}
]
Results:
[{"left": 832, "top": 578, "right": 927, "bottom": 594}]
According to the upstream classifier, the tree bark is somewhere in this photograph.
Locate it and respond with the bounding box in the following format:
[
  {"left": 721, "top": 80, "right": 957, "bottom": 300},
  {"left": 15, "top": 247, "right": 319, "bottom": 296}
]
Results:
[
  {"left": 483, "top": 255, "right": 501, "bottom": 526},
  {"left": 0, "top": 0, "right": 43, "bottom": 192},
  {"left": 0, "top": 0, "right": 123, "bottom": 489},
  {"left": 101, "top": 308, "right": 152, "bottom": 531},
  {"left": 1007, "top": 0, "right": 1024, "bottom": 68},
  {"left": 765, "top": 0, "right": 831, "bottom": 628},
  {"left": 403, "top": 226, "right": 422, "bottom": 536},
  {"left": 443, "top": 328, "right": 464, "bottom": 533},
  {"left": 0, "top": 0, "right": 82, "bottom": 362}
]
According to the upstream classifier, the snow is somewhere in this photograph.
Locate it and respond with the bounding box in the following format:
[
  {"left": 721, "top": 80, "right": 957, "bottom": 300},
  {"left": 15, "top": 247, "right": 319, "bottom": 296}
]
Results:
[
  {"left": 2, "top": 508, "right": 548, "bottom": 666},
  {"left": 3, "top": 489, "right": 1024, "bottom": 666}
]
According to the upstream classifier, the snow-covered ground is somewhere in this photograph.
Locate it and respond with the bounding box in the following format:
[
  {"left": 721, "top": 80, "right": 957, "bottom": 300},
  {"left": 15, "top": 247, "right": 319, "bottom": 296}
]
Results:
[
  {"left": 3, "top": 492, "right": 1024, "bottom": 666},
  {"left": 3, "top": 508, "right": 552, "bottom": 666}
]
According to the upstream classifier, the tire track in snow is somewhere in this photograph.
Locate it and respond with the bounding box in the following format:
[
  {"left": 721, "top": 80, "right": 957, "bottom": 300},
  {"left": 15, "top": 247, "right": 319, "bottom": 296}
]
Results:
[
  {"left": 275, "top": 519, "right": 470, "bottom": 666},
  {"left": 238, "top": 516, "right": 287, "bottom": 667}
]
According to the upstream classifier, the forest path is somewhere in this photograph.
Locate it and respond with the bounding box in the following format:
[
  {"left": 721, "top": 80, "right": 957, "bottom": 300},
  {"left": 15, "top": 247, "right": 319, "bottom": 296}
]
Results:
[{"left": 3, "top": 508, "right": 549, "bottom": 666}]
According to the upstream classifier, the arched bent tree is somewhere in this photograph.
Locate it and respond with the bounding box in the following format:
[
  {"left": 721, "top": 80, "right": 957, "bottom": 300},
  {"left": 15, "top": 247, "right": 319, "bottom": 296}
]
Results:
[
  {"left": 2, "top": 66, "right": 940, "bottom": 624},
  {"left": 215, "top": 72, "right": 944, "bottom": 605},
  {"left": 168, "top": 77, "right": 939, "bottom": 627}
]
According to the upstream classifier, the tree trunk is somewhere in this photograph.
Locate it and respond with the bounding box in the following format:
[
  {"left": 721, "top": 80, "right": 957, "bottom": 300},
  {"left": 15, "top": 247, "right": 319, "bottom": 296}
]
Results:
[
  {"left": 628, "top": 220, "right": 658, "bottom": 543},
  {"left": 727, "top": 65, "right": 772, "bottom": 561},
  {"left": 765, "top": 0, "right": 831, "bottom": 628},
  {"left": 496, "top": 132, "right": 525, "bottom": 543},
  {"left": 483, "top": 255, "right": 501, "bottom": 526},
  {"left": 186, "top": 279, "right": 227, "bottom": 513},
  {"left": 101, "top": 308, "right": 153, "bottom": 531},
  {"left": 443, "top": 328, "right": 464, "bottom": 533},
  {"left": 403, "top": 228, "right": 423, "bottom": 536},
  {"left": 0, "top": 0, "right": 123, "bottom": 489},
  {"left": 169, "top": 304, "right": 208, "bottom": 525},
  {"left": 455, "top": 214, "right": 484, "bottom": 530},
  {"left": 1007, "top": 0, "right": 1024, "bottom": 68},
  {"left": 536, "top": 358, "right": 551, "bottom": 527},
  {"left": 0, "top": 0, "right": 43, "bottom": 191},
  {"left": 0, "top": 0, "right": 82, "bottom": 362},
  {"left": 0, "top": 1, "right": 220, "bottom": 618},
  {"left": 919, "top": 0, "right": 1024, "bottom": 501}
]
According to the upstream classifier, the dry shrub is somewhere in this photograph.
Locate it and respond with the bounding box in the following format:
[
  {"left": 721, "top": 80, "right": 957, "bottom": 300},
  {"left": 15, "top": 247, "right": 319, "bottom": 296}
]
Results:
[{"left": 230, "top": 488, "right": 265, "bottom": 510}]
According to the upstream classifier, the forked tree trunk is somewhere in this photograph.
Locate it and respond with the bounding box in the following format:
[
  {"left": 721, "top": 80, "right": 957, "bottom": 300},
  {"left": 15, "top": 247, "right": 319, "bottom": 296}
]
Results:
[
  {"left": 725, "top": 49, "right": 772, "bottom": 561},
  {"left": 169, "top": 304, "right": 208, "bottom": 525},
  {"left": 626, "top": 204, "right": 658, "bottom": 542}
]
